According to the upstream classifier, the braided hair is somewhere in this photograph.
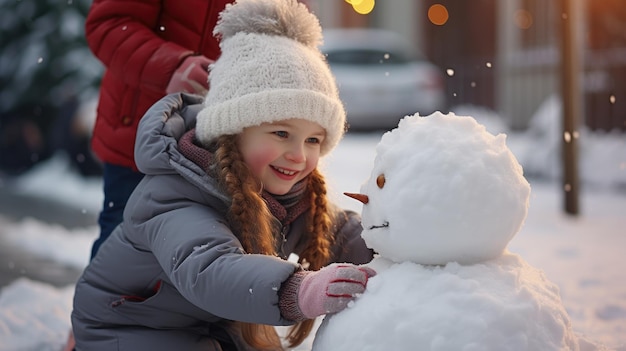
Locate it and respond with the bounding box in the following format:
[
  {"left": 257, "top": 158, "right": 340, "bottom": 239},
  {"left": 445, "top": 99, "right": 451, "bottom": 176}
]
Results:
[{"left": 212, "top": 135, "right": 335, "bottom": 348}]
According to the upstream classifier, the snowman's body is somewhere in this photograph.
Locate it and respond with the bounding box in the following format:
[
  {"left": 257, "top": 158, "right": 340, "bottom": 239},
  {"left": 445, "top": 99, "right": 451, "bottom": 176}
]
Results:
[
  {"left": 312, "top": 112, "right": 580, "bottom": 350},
  {"left": 313, "top": 254, "right": 578, "bottom": 350}
]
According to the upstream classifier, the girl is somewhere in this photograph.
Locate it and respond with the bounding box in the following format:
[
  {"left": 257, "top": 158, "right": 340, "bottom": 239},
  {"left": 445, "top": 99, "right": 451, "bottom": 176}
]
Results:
[{"left": 71, "top": 0, "right": 374, "bottom": 350}]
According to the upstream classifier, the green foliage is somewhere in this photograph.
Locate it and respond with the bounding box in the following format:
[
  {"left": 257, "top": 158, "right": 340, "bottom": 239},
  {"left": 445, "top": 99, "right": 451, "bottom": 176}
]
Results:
[{"left": 0, "top": 0, "right": 102, "bottom": 120}]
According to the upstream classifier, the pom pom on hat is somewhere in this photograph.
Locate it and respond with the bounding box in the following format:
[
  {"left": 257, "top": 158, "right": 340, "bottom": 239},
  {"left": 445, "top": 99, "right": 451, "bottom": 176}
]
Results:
[{"left": 196, "top": 0, "right": 346, "bottom": 156}]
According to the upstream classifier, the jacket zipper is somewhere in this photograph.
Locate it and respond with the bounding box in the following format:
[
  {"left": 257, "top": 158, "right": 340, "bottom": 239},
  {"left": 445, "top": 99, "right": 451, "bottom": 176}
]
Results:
[{"left": 279, "top": 225, "right": 288, "bottom": 258}]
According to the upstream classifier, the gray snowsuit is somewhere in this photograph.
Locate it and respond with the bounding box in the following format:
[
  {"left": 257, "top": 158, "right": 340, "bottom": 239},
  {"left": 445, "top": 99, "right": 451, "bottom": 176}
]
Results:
[{"left": 71, "top": 93, "right": 373, "bottom": 350}]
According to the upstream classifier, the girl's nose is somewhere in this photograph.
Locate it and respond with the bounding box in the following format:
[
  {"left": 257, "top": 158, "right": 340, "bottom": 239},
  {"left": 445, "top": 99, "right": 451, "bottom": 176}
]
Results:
[{"left": 285, "top": 143, "right": 306, "bottom": 163}]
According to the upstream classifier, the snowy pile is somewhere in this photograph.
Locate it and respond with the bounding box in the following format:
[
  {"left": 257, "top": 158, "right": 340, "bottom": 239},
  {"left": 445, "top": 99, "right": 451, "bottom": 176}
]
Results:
[
  {"left": 0, "top": 279, "right": 74, "bottom": 351},
  {"left": 313, "top": 112, "right": 585, "bottom": 350}
]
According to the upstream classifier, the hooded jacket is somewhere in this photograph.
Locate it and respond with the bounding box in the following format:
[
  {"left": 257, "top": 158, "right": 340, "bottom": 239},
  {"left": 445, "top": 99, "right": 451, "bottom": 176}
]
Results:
[
  {"left": 71, "top": 93, "right": 373, "bottom": 350},
  {"left": 85, "top": 0, "right": 233, "bottom": 169}
]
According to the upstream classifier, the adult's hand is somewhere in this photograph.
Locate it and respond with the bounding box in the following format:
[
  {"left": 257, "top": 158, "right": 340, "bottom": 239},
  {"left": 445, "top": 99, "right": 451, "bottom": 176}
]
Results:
[{"left": 166, "top": 55, "right": 213, "bottom": 95}]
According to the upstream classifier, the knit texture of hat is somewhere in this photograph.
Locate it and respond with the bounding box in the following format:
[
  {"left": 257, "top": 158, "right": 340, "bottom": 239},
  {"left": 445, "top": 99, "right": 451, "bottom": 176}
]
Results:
[{"left": 195, "top": 0, "right": 346, "bottom": 156}]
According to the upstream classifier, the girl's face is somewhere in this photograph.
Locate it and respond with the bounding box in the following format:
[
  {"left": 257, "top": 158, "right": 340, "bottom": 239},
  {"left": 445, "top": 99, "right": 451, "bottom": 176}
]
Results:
[{"left": 238, "top": 119, "right": 325, "bottom": 195}]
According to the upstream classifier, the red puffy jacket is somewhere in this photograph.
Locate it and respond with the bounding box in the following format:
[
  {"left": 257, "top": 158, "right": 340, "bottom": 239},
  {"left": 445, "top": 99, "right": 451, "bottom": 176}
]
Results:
[{"left": 85, "top": 0, "right": 233, "bottom": 170}]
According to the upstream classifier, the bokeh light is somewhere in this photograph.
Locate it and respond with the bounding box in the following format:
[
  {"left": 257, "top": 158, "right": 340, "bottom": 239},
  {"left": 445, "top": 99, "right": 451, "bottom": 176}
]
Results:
[
  {"left": 428, "top": 4, "right": 449, "bottom": 26},
  {"left": 347, "top": 0, "right": 375, "bottom": 15},
  {"left": 514, "top": 9, "right": 533, "bottom": 29},
  {"left": 564, "top": 131, "right": 572, "bottom": 143}
]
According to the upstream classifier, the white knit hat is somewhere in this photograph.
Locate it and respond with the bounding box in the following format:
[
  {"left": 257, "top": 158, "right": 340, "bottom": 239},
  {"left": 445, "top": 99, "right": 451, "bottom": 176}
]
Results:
[{"left": 195, "top": 0, "right": 346, "bottom": 156}]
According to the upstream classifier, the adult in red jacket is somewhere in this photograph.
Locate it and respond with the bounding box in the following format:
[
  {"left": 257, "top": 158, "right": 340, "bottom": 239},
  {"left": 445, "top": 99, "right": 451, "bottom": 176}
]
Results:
[{"left": 85, "top": 0, "right": 234, "bottom": 259}]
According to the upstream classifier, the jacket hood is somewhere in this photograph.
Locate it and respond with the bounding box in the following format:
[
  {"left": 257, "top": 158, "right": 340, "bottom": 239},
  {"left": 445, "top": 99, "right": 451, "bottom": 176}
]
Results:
[{"left": 135, "top": 93, "right": 229, "bottom": 203}]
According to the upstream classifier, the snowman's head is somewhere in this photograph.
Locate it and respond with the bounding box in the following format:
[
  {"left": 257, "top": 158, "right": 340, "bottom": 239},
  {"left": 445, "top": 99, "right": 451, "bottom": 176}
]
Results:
[{"left": 347, "top": 112, "right": 530, "bottom": 265}]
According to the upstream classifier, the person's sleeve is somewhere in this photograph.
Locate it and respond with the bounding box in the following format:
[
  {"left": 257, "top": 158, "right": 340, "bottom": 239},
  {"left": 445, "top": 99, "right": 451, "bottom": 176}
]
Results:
[
  {"left": 140, "top": 195, "right": 299, "bottom": 326},
  {"left": 85, "top": 0, "right": 194, "bottom": 93}
]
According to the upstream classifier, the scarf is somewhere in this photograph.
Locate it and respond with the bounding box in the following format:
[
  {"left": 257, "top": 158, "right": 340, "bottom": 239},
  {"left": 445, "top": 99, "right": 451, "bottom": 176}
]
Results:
[{"left": 178, "top": 129, "right": 311, "bottom": 226}]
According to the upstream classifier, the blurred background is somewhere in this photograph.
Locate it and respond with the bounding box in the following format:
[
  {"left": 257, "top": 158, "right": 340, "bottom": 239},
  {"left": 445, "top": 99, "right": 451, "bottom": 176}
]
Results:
[
  {"left": 0, "top": 0, "right": 624, "bottom": 181},
  {"left": 0, "top": 3, "right": 624, "bottom": 349},
  {"left": 0, "top": 0, "right": 102, "bottom": 177},
  {"left": 313, "top": 0, "right": 625, "bottom": 132}
]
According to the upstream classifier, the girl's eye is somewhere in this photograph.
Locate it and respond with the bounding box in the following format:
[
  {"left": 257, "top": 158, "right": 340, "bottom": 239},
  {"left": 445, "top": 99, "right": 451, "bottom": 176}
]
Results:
[
  {"left": 306, "top": 137, "right": 321, "bottom": 144},
  {"left": 274, "top": 131, "right": 288, "bottom": 138}
]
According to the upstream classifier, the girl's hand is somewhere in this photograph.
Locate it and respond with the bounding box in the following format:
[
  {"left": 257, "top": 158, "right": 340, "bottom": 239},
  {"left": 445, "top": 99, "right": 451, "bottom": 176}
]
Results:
[{"left": 279, "top": 263, "right": 376, "bottom": 321}]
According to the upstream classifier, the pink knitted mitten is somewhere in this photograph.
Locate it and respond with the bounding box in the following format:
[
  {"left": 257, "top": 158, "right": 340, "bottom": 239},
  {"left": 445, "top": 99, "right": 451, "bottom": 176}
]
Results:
[{"left": 279, "top": 263, "right": 376, "bottom": 321}]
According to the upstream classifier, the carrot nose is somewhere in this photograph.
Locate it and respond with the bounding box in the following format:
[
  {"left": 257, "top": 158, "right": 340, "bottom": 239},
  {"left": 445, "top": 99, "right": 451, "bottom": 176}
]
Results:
[{"left": 344, "top": 192, "right": 369, "bottom": 204}]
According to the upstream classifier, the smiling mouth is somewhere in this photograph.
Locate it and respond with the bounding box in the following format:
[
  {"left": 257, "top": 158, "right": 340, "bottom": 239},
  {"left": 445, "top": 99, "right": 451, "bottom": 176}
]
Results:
[
  {"left": 272, "top": 166, "right": 297, "bottom": 176},
  {"left": 368, "top": 221, "right": 389, "bottom": 230}
]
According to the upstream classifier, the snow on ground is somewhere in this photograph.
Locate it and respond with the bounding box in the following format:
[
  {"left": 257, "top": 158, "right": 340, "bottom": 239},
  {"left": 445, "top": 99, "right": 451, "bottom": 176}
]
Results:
[{"left": 0, "top": 103, "right": 625, "bottom": 351}]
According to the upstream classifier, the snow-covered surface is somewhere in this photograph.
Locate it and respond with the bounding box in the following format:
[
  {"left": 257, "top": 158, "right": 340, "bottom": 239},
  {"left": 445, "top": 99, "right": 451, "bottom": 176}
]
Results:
[{"left": 0, "top": 104, "right": 625, "bottom": 350}]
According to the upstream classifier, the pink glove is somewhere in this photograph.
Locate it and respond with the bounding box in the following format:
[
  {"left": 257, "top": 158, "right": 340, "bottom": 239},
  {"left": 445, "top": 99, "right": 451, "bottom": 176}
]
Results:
[
  {"left": 279, "top": 263, "right": 376, "bottom": 321},
  {"left": 166, "top": 55, "right": 213, "bottom": 95}
]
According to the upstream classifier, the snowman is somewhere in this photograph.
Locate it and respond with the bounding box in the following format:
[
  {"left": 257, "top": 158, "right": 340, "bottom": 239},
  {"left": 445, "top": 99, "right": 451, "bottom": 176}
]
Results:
[{"left": 312, "top": 112, "right": 581, "bottom": 350}]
